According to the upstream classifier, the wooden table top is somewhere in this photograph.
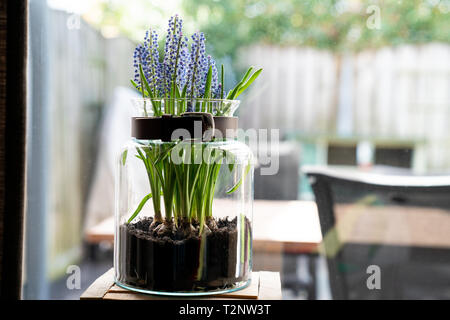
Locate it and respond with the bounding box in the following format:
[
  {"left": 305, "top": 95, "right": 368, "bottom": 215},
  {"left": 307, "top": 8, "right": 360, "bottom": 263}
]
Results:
[
  {"left": 85, "top": 199, "right": 450, "bottom": 254},
  {"left": 334, "top": 203, "right": 450, "bottom": 249}
]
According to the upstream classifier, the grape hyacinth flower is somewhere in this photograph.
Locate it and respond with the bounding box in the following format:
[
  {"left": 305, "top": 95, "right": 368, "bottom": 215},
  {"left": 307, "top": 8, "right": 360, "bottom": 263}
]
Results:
[
  {"left": 143, "top": 29, "right": 164, "bottom": 96},
  {"left": 133, "top": 43, "right": 145, "bottom": 92},
  {"left": 163, "top": 15, "right": 188, "bottom": 96},
  {"left": 176, "top": 36, "right": 190, "bottom": 89},
  {"left": 186, "top": 31, "right": 208, "bottom": 98},
  {"left": 130, "top": 15, "right": 262, "bottom": 115},
  {"left": 133, "top": 29, "right": 164, "bottom": 96}
]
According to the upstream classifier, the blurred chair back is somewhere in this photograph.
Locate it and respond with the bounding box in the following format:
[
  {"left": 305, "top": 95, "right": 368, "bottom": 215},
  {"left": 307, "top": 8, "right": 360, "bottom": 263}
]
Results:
[
  {"left": 304, "top": 166, "right": 450, "bottom": 300},
  {"left": 254, "top": 142, "right": 300, "bottom": 200}
]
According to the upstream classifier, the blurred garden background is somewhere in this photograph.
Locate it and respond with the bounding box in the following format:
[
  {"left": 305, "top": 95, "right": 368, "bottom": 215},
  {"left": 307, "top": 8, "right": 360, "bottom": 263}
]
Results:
[{"left": 25, "top": 0, "right": 450, "bottom": 299}]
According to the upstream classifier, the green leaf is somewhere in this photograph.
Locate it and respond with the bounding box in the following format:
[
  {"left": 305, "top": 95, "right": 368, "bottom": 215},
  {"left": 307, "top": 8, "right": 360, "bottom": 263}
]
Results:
[
  {"left": 226, "top": 67, "right": 258, "bottom": 100},
  {"left": 241, "top": 66, "right": 254, "bottom": 83},
  {"left": 226, "top": 67, "right": 263, "bottom": 100},
  {"left": 203, "top": 66, "right": 213, "bottom": 112},
  {"left": 139, "top": 64, "right": 163, "bottom": 116},
  {"left": 155, "top": 143, "right": 178, "bottom": 164},
  {"left": 136, "top": 147, "right": 146, "bottom": 161},
  {"left": 204, "top": 66, "right": 213, "bottom": 96},
  {"left": 205, "top": 66, "right": 212, "bottom": 97},
  {"left": 181, "top": 83, "right": 188, "bottom": 98},
  {"left": 180, "top": 83, "right": 188, "bottom": 113},
  {"left": 226, "top": 83, "right": 240, "bottom": 100},
  {"left": 226, "top": 67, "right": 252, "bottom": 98},
  {"left": 226, "top": 162, "right": 251, "bottom": 194},
  {"left": 127, "top": 193, "right": 153, "bottom": 224},
  {"left": 130, "top": 79, "right": 148, "bottom": 97},
  {"left": 235, "top": 68, "right": 262, "bottom": 98},
  {"left": 122, "top": 150, "right": 128, "bottom": 165},
  {"left": 175, "top": 84, "right": 181, "bottom": 98},
  {"left": 139, "top": 64, "right": 153, "bottom": 97}
]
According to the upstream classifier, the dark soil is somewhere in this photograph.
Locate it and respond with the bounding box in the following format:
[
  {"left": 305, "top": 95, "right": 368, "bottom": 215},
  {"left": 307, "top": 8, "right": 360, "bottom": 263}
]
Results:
[{"left": 116, "top": 216, "right": 252, "bottom": 292}]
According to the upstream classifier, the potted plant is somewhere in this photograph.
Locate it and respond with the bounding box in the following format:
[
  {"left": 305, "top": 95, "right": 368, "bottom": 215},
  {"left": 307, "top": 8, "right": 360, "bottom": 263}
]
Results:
[{"left": 114, "top": 15, "right": 261, "bottom": 295}]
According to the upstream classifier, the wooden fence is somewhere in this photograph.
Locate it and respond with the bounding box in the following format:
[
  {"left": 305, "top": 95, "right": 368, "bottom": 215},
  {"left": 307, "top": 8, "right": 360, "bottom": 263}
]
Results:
[
  {"left": 46, "top": 9, "right": 135, "bottom": 278},
  {"left": 238, "top": 43, "right": 450, "bottom": 172}
]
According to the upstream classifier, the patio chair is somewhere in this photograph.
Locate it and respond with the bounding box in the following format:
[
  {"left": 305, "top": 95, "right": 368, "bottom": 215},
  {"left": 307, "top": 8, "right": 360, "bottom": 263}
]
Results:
[{"left": 304, "top": 165, "right": 450, "bottom": 300}]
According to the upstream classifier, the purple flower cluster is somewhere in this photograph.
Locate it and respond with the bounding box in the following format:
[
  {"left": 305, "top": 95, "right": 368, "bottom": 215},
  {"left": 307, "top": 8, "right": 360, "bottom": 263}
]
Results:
[
  {"left": 186, "top": 31, "right": 207, "bottom": 98},
  {"left": 133, "top": 44, "right": 145, "bottom": 91},
  {"left": 133, "top": 29, "right": 164, "bottom": 96},
  {"left": 144, "top": 29, "right": 164, "bottom": 95},
  {"left": 133, "top": 15, "right": 221, "bottom": 99},
  {"left": 163, "top": 15, "right": 189, "bottom": 96}
]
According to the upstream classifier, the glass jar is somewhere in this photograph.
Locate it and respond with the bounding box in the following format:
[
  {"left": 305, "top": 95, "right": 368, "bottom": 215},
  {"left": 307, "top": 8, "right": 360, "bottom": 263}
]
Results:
[{"left": 114, "top": 99, "right": 254, "bottom": 296}]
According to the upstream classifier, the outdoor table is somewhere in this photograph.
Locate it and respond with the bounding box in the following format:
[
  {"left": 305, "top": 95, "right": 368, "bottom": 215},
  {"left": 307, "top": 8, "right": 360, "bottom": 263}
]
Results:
[{"left": 85, "top": 199, "right": 450, "bottom": 253}]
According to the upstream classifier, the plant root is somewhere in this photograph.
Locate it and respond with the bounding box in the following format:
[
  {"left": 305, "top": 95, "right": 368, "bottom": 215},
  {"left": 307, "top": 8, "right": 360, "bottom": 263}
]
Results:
[
  {"left": 150, "top": 219, "right": 162, "bottom": 230},
  {"left": 175, "top": 220, "right": 196, "bottom": 239},
  {"left": 205, "top": 217, "right": 218, "bottom": 231},
  {"left": 153, "top": 219, "right": 174, "bottom": 237}
]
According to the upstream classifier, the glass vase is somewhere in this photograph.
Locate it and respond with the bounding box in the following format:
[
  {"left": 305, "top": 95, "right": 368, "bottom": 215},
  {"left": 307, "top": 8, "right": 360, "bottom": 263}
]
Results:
[{"left": 114, "top": 99, "right": 254, "bottom": 296}]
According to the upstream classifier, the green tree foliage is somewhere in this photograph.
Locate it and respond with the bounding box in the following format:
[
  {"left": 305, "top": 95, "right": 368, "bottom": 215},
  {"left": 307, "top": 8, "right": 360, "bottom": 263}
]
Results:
[{"left": 181, "top": 0, "right": 450, "bottom": 58}]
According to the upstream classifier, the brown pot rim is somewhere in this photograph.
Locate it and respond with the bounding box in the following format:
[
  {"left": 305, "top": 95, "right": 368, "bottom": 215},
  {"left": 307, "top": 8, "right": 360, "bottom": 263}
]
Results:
[{"left": 131, "top": 114, "right": 239, "bottom": 141}]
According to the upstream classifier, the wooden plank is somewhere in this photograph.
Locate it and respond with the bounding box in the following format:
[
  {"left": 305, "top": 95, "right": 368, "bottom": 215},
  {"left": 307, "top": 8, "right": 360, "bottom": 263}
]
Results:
[
  {"left": 80, "top": 268, "right": 115, "bottom": 300},
  {"left": 87, "top": 270, "right": 281, "bottom": 300},
  {"left": 109, "top": 273, "right": 259, "bottom": 299},
  {"left": 214, "top": 273, "right": 259, "bottom": 299},
  {"left": 108, "top": 284, "right": 128, "bottom": 293},
  {"left": 107, "top": 272, "right": 259, "bottom": 299},
  {"left": 103, "top": 292, "right": 233, "bottom": 300},
  {"left": 103, "top": 292, "right": 175, "bottom": 300},
  {"left": 258, "top": 272, "right": 282, "bottom": 300}
]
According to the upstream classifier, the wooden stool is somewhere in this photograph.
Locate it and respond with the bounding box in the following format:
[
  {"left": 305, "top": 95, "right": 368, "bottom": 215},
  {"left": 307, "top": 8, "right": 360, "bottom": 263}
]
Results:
[{"left": 81, "top": 268, "right": 282, "bottom": 300}]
